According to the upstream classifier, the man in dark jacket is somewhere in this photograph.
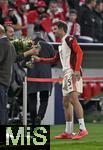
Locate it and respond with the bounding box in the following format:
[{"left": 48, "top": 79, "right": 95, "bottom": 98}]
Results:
[
  {"left": 0, "top": 24, "right": 39, "bottom": 125},
  {"left": 93, "top": 0, "right": 103, "bottom": 42},
  {"left": 27, "top": 34, "right": 55, "bottom": 125},
  {"left": 78, "top": 0, "right": 96, "bottom": 40},
  {"left": 0, "top": 24, "right": 16, "bottom": 124}
]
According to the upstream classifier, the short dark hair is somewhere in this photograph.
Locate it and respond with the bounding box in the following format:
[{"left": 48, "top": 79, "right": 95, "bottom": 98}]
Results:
[
  {"left": 70, "top": 9, "right": 77, "bottom": 14},
  {"left": 4, "top": 25, "right": 13, "bottom": 32},
  {"left": 54, "top": 20, "right": 68, "bottom": 33}
]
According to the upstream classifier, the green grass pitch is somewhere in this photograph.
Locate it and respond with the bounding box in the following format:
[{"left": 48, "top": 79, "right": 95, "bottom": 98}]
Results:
[
  {"left": 0, "top": 123, "right": 103, "bottom": 150},
  {"left": 50, "top": 123, "right": 103, "bottom": 150}
]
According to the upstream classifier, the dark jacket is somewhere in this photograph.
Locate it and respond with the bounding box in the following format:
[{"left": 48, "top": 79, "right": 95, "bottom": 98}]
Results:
[
  {"left": 0, "top": 37, "right": 16, "bottom": 87},
  {"left": 93, "top": 9, "right": 103, "bottom": 42},
  {"left": 27, "top": 38, "right": 55, "bottom": 94},
  {"left": 78, "top": 5, "right": 95, "bottom": 39}
]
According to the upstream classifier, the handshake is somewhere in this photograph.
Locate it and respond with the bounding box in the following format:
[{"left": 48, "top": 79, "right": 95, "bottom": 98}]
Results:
[{"left": 24, "top": 42, "right": 41, "bottom": 57}]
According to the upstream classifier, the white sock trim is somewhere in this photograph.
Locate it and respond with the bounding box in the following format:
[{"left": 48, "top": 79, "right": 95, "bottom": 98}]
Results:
[
  {"left": 78, "top": 118, "right": 86, "bottom": 130},
  {"left": 65, "top": 121, "right": 73, "bottom": 134}
]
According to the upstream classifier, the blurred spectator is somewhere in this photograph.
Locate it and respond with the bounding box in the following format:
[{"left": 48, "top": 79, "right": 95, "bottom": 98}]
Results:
[
  {"left": 27, "top": 32, "right": 56, "bottom": 125},
  {"left": 47, "top": 0, "right": 66, "bottom": 22},
  {"left": 26, "top": 1, "right": 38, "bottom": 39},
  {"left": 67, "top": 9, "right": 80, "bottom": 38},
  {"left": 0, "top": 0, "right": 9, "bottom": 17},
  {"left": 93, "top": 0, "right": 103, "bottom": 42},
  {"left": 33, "top": 0, "right": 55, "bottom": 41},
  {"left": 12, "top": 0, "right": 28, "bottom": 37},
  {"left": 4, "top": 8, "right": 17, "bottom": 26},
  {"left": 56, "top": 0, "right": 70, "bottom": 20},
  {"left": 47, "top": 0, "right": 66, "bottom": 42},
  {"left": 78, "top": 0, "right": 97, "bottom": 41}
]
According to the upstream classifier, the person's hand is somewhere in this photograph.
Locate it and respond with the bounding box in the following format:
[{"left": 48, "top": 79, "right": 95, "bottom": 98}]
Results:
[
  {"left": 74, "top": 71, "right": 81, "bottom": 81},
  {"left": 31, "top": 48, "right": 40, "bottom": 55},
  {"left": 24, "top": 48, "right": 40, "bottom": 57},
  {"left": 31, "top": 55, "right": 41, "bottom": 62}
]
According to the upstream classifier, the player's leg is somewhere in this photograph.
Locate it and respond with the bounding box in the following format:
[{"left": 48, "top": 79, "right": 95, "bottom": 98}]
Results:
[
  {"left": 69, "top": 91, "right": 86, "bottom": 129},
  {"left": 54, "top": 76, "right": 73, "bottom": 139},
  {"left": 54, "top": 97, "right": 73, "bottom": 139},
  {"left": 69, "top": 77, "right": 88, "bottom": 139},
  {"left": 63, "top": 97, "right": 73, "bottom": 134},
  {"left": 69, "top": 91, "right": 88, "bottom": 139}
]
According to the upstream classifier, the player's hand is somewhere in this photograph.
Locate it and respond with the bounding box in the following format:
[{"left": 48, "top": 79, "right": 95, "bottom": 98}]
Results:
[
  {"left": 31, "top": 55, "right": 40, "bottom": 62},
  {"left": 74, "top": 71, "right": 81, "bottom": 81}
]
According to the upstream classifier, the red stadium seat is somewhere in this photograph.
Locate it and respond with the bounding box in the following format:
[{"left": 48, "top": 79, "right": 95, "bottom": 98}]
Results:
[
  {"left": 90, "top": 82, "right": 101, "bottom": 97},
  {"left": 99, "top": 82, "right": 103, "bottom": 92},
  {"left": 81, "top": 82, "right": 92, "bottom": 100}
]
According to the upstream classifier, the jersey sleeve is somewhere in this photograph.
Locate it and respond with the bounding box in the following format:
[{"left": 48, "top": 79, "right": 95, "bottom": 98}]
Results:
[
  {"left": 40, "top": 51, "right": 60, "bottom": 64},
  {"left": 65, "top": 36, "right": 83, "bottom": 71}
]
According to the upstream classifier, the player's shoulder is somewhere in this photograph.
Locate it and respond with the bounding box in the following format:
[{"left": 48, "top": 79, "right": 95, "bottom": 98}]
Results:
[
  {"left": 65, "top": 35, "right": 75, "bottom": 42},
  {"left": 65, "top": 35, "right": 76, "bottom": 47}
]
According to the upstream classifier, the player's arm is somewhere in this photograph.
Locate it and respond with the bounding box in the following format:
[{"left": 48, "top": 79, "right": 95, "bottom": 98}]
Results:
[
  {"left": 65, "top": 36, "right": 83, "bottom": 80},
  {"left": 71, "top": 38, "right": 83, "bottom": 80},
  {"left": 16, "top": 48, "right": 39, "bottom": 62},
  {"left": 33, "top": 52, "right": 60, "bottom": 64},
  {"left": 71, "top": 38, "right": 83, "bottom": 71}
]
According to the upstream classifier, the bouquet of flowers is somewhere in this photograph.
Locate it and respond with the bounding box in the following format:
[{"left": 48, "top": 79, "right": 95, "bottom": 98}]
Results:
[
  {"left": 12, "top": 37, "right": 41, "bottom": 68},
  {"left": 12, "top": 37, "right": 33, "bottom": 54}
]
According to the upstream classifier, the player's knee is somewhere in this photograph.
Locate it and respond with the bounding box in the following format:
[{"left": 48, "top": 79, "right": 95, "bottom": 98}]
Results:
[{"left": 63, "top": 100, "right": 68, "bottom": 109}]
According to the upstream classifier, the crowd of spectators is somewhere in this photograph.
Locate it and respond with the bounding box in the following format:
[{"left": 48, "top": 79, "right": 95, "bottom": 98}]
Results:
[{"left": 0, "top": 0, "right": 103, "bottom": 43}]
